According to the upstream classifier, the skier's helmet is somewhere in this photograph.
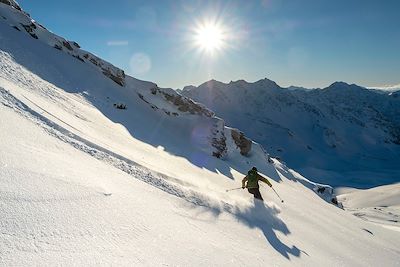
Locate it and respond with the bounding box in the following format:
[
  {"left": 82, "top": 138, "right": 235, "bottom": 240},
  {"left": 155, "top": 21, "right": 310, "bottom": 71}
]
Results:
[{"left": 251, "top": 166, "right": 258, "bottom": 172}]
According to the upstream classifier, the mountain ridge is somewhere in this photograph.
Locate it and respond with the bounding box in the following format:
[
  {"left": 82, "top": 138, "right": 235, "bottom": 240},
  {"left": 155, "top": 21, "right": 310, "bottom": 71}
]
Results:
[{"left": 181, "top": 77, "right": 400, "bottom": 188}]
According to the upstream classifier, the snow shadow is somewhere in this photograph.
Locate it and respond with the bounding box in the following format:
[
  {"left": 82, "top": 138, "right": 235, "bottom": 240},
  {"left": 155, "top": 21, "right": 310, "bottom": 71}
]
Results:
[
  {"left": 234, "top": 200, "right": 301, "bottom": 259},
  {"left": 182, "top": 197, "right": 302, "bottom": 260}
]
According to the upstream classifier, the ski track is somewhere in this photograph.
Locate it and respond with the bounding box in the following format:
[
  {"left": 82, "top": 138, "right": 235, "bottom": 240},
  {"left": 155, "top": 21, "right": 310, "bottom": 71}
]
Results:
[{"left": 0, "top": 87, "right": 236, "bottom": 215}]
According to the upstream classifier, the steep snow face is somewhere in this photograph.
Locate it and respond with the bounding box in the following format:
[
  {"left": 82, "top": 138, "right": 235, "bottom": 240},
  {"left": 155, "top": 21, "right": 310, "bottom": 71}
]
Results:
[
  {"left": 0, "top": 2, "right": 125, "bottom": 86},
  {"left": 0, "top": 15, "right": 270, "bottom": 178},
  {"left": 1, "top": 67, "right": 400, "bottom": 267},
  {"left": 1, "top": 25, "right": 400, "bottom": 267},
  {"left": 1, "top": 4, "right": 400, "bottom": 266},
  {"left": 0, "top": 5, "right": 265, "bottom": 163},
  {"left": 182, "top": 80, "right": 400, "bottom": 188},
  {"left": 2, "top": 90, "right": 400, "bottom": 266}
]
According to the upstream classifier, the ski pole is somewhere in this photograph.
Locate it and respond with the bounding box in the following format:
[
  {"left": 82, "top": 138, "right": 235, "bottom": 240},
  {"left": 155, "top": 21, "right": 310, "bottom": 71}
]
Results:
[
  {"left": 271, "top": 187, "right": 284, "bottom": 203},
  {"left": 226, "top": 187, "right": 243, "bottom": 192}
]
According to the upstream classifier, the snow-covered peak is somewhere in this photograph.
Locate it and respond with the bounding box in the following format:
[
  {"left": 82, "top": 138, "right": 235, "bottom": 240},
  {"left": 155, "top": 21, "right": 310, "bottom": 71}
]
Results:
[
  {"left": 324, "top": 81, "right": 366, "bottom": 93},
  {"left": 0, "top": 1, "right": 126, "bottom": 86},
  {"left": 254, "top": 77, "right": 281, "bottom": 88},
  {"left": 182, "top": 78, "right": 400, "bottom": 188}
]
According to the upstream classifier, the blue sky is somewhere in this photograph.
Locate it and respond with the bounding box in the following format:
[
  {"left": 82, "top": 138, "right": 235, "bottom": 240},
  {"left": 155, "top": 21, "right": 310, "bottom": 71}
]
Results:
[{"left": 18, "top": 0, "right": 400, "bottom": 89}]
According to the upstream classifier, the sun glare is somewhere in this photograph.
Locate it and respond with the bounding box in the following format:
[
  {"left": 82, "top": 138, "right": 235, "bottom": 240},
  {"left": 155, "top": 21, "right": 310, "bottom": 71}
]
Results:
[{"left": 194, "top": 22, "right": 226, "bottom": 54}]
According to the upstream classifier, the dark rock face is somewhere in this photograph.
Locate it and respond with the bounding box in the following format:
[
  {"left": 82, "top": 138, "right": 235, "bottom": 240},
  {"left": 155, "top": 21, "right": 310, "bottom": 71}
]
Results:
[
  {"left": 113, "top": 103, "right": 127, "bottom": 110},
  {"left": 62, "top": 41, "right": 73, "bottom": 51},
  {"left": 102, "top": 69, "right": 125, "bottom": 87},
  {"left": 71, "top": 41, "right": 81, "bottom": 48},
  {"left": 210, "top": 119, "right": 227, "bottom": 159},
  {"left": 212, "top": 140, "right": 227, "bottom": 158},
  {"left": 152, "top": 87, "right": 214, "bottom": 118},
  {"left": 20, "top": 23, "right": 38, "bottom": 39},
  {"left": 136, "top": 87, "right": 227, "bottom": 158},
  {"left": 0, "top": 0, "right": 21, "bottom": 10},
  {"left": 231, "top": 129, "right": 252, "bottom": 156},
  {"left": 79, "top": 53, "right": 125, "bottom": 86}
]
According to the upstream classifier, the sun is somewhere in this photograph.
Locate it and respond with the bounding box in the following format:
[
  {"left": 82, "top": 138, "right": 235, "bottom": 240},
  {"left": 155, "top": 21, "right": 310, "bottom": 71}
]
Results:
[{"left": 193, "top": 21, "right": 226, "bottom": 54}]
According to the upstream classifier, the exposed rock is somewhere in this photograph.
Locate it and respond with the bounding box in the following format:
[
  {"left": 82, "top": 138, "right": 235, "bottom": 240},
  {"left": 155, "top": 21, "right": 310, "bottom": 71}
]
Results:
[
  {"left": 113, "top": 103, "right": 127, "bottom": 110},
  {"left": 137, "top": 93, "right": 149, "bottom": 104},
  {"left": 210, "top": 119, "right": 227, "bottom": 159},
  {"left": 20, "top": 23, "right": 38, "bottom": 39},
  {"left": 154, "top": 87, "right": 214, "bottom": 117},
  {"left": 72, "top": 54, "right": 84, "bottom": 62},
  {"left": 89, "top": 58, "right": 99, "bottom": 66},
  {"left": 71, "top": 41, "right": 81, "bottom": 48},
  {"left": 62, "top": 41, "right": 73, "bottom": 51},
  {"left": 102, "top": 69, "right": 125, "bottom": 87},
  {"left": 0, "top": 1, "right": 127, "bottom": 87},
  {"left": 231, "top": 129, "right": 252, "bottom": 156},
  {"left": 136, "top": 87, "right": 226, "bottom": 159},
  {"left": 83, "top": 53, "right": 125, "bottom": 86},
  {"left": 0, "top": 0, "right": 21, "bottom": 10},
  {"left": 36, "top": 22, "right": 47, "bottom": 30}
]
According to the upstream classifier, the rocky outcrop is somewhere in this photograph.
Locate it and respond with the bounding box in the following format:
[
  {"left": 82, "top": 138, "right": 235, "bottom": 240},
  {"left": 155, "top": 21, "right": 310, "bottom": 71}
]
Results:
[
  {"left": 136, "top": 86, "right": 228, "bottom": 158},
  {"left": 210, "top": 118, "right": 227, "bottom": 158},
  {"left": 231, "top": 129, "right": 252, "bottom": 156},
  {"left": 313, "top": 185, "right": 343, "bottom": 208},
  {"left": 102, "top": 68, "right": 125, "bottom": 87},
  {"left": 20, "top": 22, "right": 38, "bottom": 39},
  {"left": 148, "top": 87, "right": 214, "bottom": 117},
  {"left": 0, "top": 0, "right": 21, "bottom": 10}
]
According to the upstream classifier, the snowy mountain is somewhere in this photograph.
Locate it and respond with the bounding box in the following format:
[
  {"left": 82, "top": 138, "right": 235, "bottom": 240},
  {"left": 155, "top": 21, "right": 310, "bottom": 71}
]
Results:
[
  {"left": 1, "top": 2, "right": 400, "bottom": 266},
  {"left": 181, "top": 79, "right": 400, "bottom": 188}
]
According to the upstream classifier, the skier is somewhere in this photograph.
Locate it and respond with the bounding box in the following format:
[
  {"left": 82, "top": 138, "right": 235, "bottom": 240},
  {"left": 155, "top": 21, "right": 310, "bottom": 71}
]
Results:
[{"left": 242, "top": 167, "right": 272, "bottom": 201}]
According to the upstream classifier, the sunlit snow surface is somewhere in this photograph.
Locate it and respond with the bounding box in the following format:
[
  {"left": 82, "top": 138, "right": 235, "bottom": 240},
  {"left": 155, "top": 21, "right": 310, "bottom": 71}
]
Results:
[{"left": 0, "top": 3, "right": 400, "bottom": 266}]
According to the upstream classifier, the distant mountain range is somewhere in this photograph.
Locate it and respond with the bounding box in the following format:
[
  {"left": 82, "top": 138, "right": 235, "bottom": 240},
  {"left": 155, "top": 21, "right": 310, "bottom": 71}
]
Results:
[{"left": 180, "top": 79, "right": 400, "bottom": 187}]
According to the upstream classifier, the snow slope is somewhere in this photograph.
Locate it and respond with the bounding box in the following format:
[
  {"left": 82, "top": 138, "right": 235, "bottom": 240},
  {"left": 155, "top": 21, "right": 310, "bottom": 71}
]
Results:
[
  {"left": 0, "top": 1, "right": 125, "bottom": 86},
  {"left": 181, "top": 79, "right": 400, "bottom": 188},
  {"left": 336, "top": 183, "right": 400, "bottom": 231},
  {"left": 1, "top": 3, "right": 400, "bottom": 266}
]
